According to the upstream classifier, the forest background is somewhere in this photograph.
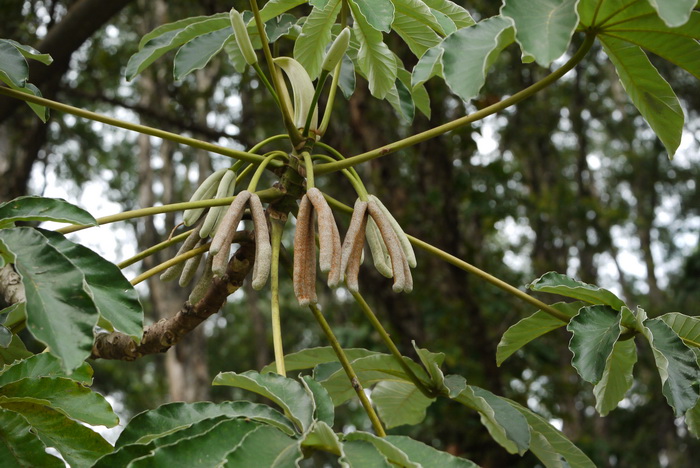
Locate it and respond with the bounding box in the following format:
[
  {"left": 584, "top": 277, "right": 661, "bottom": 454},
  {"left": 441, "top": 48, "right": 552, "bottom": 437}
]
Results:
[{"left": 0, "top": 0, "right": 699, "bottom": 466}]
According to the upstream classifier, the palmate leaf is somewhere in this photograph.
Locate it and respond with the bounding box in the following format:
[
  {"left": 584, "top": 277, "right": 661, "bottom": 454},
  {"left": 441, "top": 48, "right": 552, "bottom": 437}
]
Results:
[
  {"left": 505, "top": 398, "right": 595, "bottom": 468},
  {"left": 0, "top": 401, "right": 112, "bottom": 467},
  {"left": 593, "top": 339, "right": 637, "bottom": 416},
  {"left": 38, "top": 229, "right": 143, "bottom": 340},
  {"left": 173, "top": 27, "right": 233, "bottom": 80},
  {"left": 497, "top": 301, "right": 583, "bottom": 365},
  {"left": 0, "top": 228, "right": 98, "bottom": 372},
  {"left": 0, "top": 196, "right": 96, "bottom": 229},
  {"left": 213, "top": 370, "right": 314, "bottom": 432},
  {"left": 0, "top": 376, "right": 118, "bottom": 427},
  {"left": 391, "top": 0, "right": 444, "bottom": 58},
  {"left": 659, "top": 312, "right": 700, "bottom": 350},
  {"left": 501, "top": 0, "right": 580, "bottom": 67},
  {"left": 352, "top": 0, "right": 395, "bottom": 33},
  {"left": 116, "top": 401, "right": 295, "bottom": 448},
  {"left": 349, "top": 0, "right": 397, "bottom": 98},
  {"left": 293, "top": 0, "right": 341, "bottom": 79},
  {"left": 372, "top": 380, "right": 434, "bottom": 428},
  {"left": 529, "top": 271, "right": 626, "bottom": 309},
  {"left": 641, "top": 317, "right": 700, "bottom": 416},
  {"left": 422, "top": 0, "right": 475, "bottom": 29},
  {"left": 645, "top": 0, "right": 696, "bottom": 27},
  {"left": 567, "top": 305, "right": 622, "bottom": 384},
  {"left": 0, "top": 408, "right": 64, "bottom": 467}
]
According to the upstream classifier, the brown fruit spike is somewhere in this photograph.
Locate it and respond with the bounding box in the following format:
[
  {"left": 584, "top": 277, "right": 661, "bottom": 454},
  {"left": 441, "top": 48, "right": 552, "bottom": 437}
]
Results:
[
  {"left": 293, "top": 194, "right": 317, "bottom": 306},
  {"left": 211, "top": 190, "right": 251, "bottom": 276},
  {"left": 160, "top": 222, "right": 203, "bottom": 281},
  {"left": 367, "top": 200, "right": 407, "bottom": 292},
  {"left": 345, "top": 205, "right": 368, "bottom": 293},
  {"left": 249, "top": 193, "right": 271, "bottom": 290},
  {"left": 305, "top": 187, "right": 340, "bottom": 275},
  {"left": 340, "top": 199, "right": 369, "bottom": 275}
]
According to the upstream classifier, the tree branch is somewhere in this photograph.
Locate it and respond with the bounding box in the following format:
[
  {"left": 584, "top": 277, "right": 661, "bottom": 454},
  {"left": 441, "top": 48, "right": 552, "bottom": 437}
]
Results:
[
  {"left": 0, "top": 264, "right": 25, "bottom": 309},
  {"left": 91, "top": 242, "right": 255, "bottom": 361}
]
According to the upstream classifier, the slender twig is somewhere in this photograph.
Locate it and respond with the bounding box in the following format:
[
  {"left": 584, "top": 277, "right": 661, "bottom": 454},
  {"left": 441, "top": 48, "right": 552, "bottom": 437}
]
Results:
[
  {"left": 0, "top": 86, "right": 268, "bottom": 165},
  {"left": 314, "top": 33, "right": 596, "bottom": 174},
  {"left": 308, "top": 303, "right": 386, "bottom": 437},
  {"left": 270, "top": 218, "right": 286, "bottom": 376},
  {"left": 131, "top": 243, "right": 211, "bottom": 285},
  {"left": 117, "top": 229, "right": 193, "bottom": 269}
]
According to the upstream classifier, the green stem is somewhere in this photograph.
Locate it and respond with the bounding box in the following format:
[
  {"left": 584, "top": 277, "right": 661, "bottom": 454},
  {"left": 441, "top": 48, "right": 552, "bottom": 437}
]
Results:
[
  {"left": 303, "top": 70, "right": 329, "bottom": 138},
  {"left": 351, "top": 291, "right": 437, "bottom": 398},
  {"left": 314, "top": 33, "right": 596, "bottom": 175},
  {"left": 117, "top": 229, "right": 193, "bottom": 269},
  {"left": 270, "top": 218, "right": 286, "bottom": 376},
  {"left": 56, "top": 187, "right": 284, "bottom": 234},
  {"left": 318, "top": 61, "right": 341, "bottom": 136},
  {"left": 249, "top": 0, "right": 302, "bottom": 145},
  {"left": 130, "top": 243, "right": 210, "bottom": 285},
  {"left": 308, "top": 303, "right": 386, "bottom": 437},
  {"left": 252, "top": 62, "right": 280, "bottom": 105},
  {"left": 0, "top": 86, "right": 267, "bottom": 165},
  {"left": 247, "top": 151, "right": 289, "bottom": 192},
  {"left": 302, "top": 151, "right": 315, "bottom": 189},
  {"left": 314, "top": 142, "right": 368, "bottom": 197},
  {"left": 407, "top": 235, "right": 571, "bottom": 322},
  {"left": 249, "top": 134, "right": 290, "bottom": 154},
  {"left": 311, "top": 154, "right": 366, "bottom": 199}
]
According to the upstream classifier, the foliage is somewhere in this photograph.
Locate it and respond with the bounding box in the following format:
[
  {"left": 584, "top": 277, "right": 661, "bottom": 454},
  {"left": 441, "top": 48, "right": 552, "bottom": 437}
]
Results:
[{"left": 0, "top": 0, "right": 698, "bottom": 466}]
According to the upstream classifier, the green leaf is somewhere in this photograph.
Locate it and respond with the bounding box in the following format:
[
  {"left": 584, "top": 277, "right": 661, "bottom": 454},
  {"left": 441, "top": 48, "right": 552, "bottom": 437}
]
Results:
[
  {"left": 344, "top": 431, "right": 419, "bottom": 467},
  {"left": 337, "top": 53, "right": 357, "bottom": 98},
  {"left": 593, "top": 339, "right": 638, "bottom": 416},
  {"left": 439, "top": 16, "right": 513, "bottom": 103},
  {"left": 452, "top": 385, "right": 530, "bottom": 454},
  {"left": 384, "top": 435, "right": 480, "bottom": 467},
  {"left": 11, "top": 82, "right": 50, "bottom": 122},
  {"left": 0, "top": 376, "right": 118, "bottom": 426},
  {"left": 391, "top": 0, "right": 444, "bottom": 57},
  {"left": 501, "top": 0, "right": 579, "bottom": 66},
  {"left": 301, "top": 375, "right": 334, "bottom": 426},
  {"left": 385, "top": 78, "right": 415, "bottom": 123},
  {"left": 223, "top": 424, "right": 302, "bottom": 467},
  {"left": 0, "top": 408, "right": 64, "bottom": 467},
  {"left": 372, "top": 380, "right": 434, "bottom": 428},
  {"left": 0, "top": 335, "right": 32, "bottom": 366},
  {"left": 422, "top": 0, "right": 475, "bottom": 28},
  {"left": 567, "top": 305, "right": 622, "bottom": 384},
  {"left": 686, "top": 399, "right": 700, "bottom": 438},
  {"left": 301, "top": 420, "right": 343, "bottom": 454},
  {"left": 0, "top": 302, "right": 25, "bottom": 331},
  {"left": 411, "top": 45, "right": 444, "bottom": 88},
  {"left": 599, "top": 35, "right": 683, "bottom": 158},
  {"left": 659, "top": 312, "right": 700, "bottom": 349},
  {"left": 129, "top": 418, "right": 270, "bottom": 468},
  {"left": 294, "top": 0, "right": 342, "bottom": 79},
  {"left": 260, "top": 0, "right": 308, "bottom": 22},
  {"left": 116, "top": 401, "right": 295, "bottom": 447},
  {"left": 262, "top": 346, "right": 378, "bottom": 373},
  {"left": 412, "top": 342, "right": 445, "bottom": 388},
  {"left": 0, "top": 401, "right": 112, "bottom": 467},
  {"left": 266, "top": 13, "right": 299, "bottom": 42},
  {"left": 0, "top": 39, "right": 52, "bottom": 65},
  {"left": 0, "top": 196, "right": 96, "bottom": 229},
  {"left": 646, "top": 0, "right": 696, "bottom": 27},
  {"left": 341, "top": 440, "right": 394, "bottom": 467},
  {"left": 0, "top": 353, "right": 93, "bottom": 387},
  {"left": 352, "top": 0, "right": 395, "bottom": 33},
  {"left": 596, "top": 9, "right": 700, "bottom": 79},
  {"left": 173, "top": 27, "right": 233, "bottom": 80},
  {"left": 529, "top": 271, "right": 626, "bottom": 309},
  {"left": 0, "top": 228, "right": 98, "bottom": 372},
  {"left": 0, "top": 325, "right": 10, "bottom": 348},
  {"left": 350, "top": 1, "right": 397, "bottom": 98},
  {"left": 274, "top": 56, "right": 319, "bottom": 129},
  {"left": 0, "top": 40, "right": 28, "bottom": 88},
  {"left": 318, "top": 354, "right": 431, "bottom": 405},
  {"left": 126, "top": 14, "right": 230, "bottom": 80},
  {"left": 38, "top": 229, "right": 143, "bottom": 340},
  {"left": 497, "top": 301, "right": 583, "bottom": 365},
  {"left": 213, "top": 370, "right": 314, "bottom": 432},
  {"left": 641, "top": 318, "right": 700, "bottom": 416},
  {"left": 506, "top": 398, "right": 595, "bottom": 468}
]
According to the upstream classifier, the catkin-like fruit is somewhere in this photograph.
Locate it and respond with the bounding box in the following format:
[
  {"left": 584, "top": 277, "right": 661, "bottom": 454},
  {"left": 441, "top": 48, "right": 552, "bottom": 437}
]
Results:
[
  {"left": 188, "top": 254, "right": 213, "bottom": 304},
  {"left": 160, "top": 223, "right": 203, "bottom": 281},
  {"left": 369, "top": 195, "right": 417, "bottom": 268},
  {"left": 211, "top": 190, "right": 252, "bottom": 276},
  {"left": 200, "top": 169, "right": 236, "bottom": 238},
  {"left": 182, "top": 168, "right": 228, "bottom": 226},
  {"left": 327, "top": 217, "right": 342, "bottom": 287},
  {"left": 367, "top": 201, "right": 406, "bottom": 293},
  {"left": 179, "top": 240, "right": 205, "bottom": 287},
  {"left": 345, "top": 207, "right": 368, "bottom": 293},
  {"left": 340, "top": 199, "right": 368, "bottom": 275},
  {"left": 293, "top": 195, "right": 316, "bottom": 306},
  {"left": 249, "top": 193, "right": 271, "bottom": 290},
  {"left": 365, "top": 218, "right": 393, "bottom": 278},
  {"left": 306, "top": 188, "right": 340, "bottom": 274}
]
